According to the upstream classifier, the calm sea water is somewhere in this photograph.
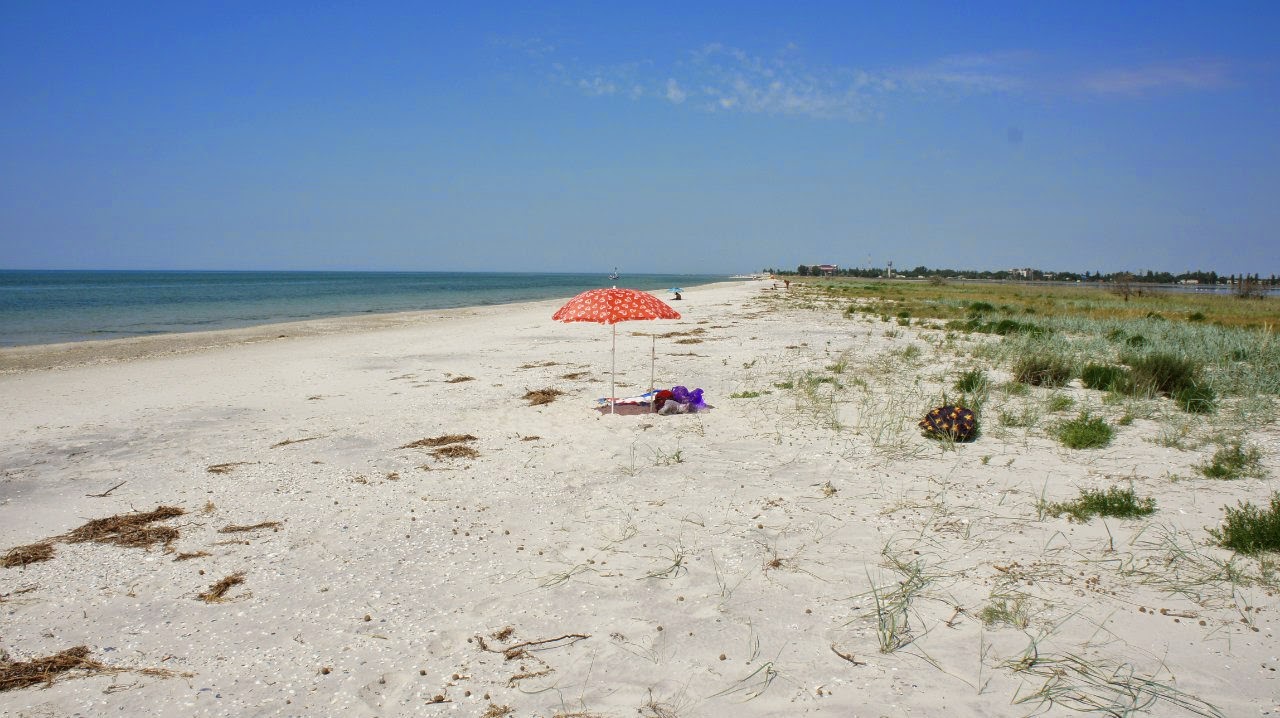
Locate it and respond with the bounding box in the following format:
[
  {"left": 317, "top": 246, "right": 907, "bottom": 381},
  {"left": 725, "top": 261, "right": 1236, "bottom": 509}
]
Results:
[{"left": 0, "top": 270, "right": 729, "bottom": 347}]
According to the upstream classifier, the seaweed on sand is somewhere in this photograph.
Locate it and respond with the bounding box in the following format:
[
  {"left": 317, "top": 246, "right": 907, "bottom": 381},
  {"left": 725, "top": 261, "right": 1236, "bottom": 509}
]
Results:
[
  {"left": 0, "top": 646, "right": 100, "bottom": 691},
  {"left": 62, "top": 506, "right": 184, "bottom": 550},
  {"left": 1, "top": 542, "right": 56, "bottom": 569},
  {"left": 399, "top": 434, "right": 478, "bottom": 449},
  {"left": 523, "top": 389, "right": 564, "bottom": 406},
  {"left": 198, "top": 571, "right": 246, "bottom": 603}
]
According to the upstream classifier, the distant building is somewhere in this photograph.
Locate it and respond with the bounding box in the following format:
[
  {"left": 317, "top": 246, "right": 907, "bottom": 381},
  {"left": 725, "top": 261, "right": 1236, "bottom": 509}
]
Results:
[{"left": 817, "top": 264, "right": 838, "bottom": 276}]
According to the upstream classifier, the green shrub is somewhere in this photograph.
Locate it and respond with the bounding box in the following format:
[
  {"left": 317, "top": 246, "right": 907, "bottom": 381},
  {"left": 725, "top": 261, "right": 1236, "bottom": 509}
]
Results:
[
  {"left": 955, "top": 369, "right": 989, "bottom": 394},
  {"left": 968, "top": 301, "right": 995, "bottom": 314},
  {"left": 1173, "top": 382, "right": 1216, "bottom": 413},
  {"left": 1013, "top": 355, "right": 1074, "bottom": 387},
  {"left": 1188, "top": 311, "right": 1206, "bottom": 322},
  {"left": 1197, "top": 441, "right": 1265, "bottom": 479},
  {"left": 1080, "top": 364, "right": 1131, "bottom": 392},
  {"left": 1124, "top": 352, "right": 1201, "bottom": 396},
  {"left": 1043, "top": 486, "right": 1156, "bottom": 523},
  {"left": 1045, "top": 394, "right": 1075, "bottom": 412},
  {"left": 1125, "top": 334, "right": 1147, "bottom": 348},
  {"left": 1209, "top": 494, "right": 1280, "bottom": 554},
  {"left": 1054, "top": 412, "right": 1113, "bottom": 449}
]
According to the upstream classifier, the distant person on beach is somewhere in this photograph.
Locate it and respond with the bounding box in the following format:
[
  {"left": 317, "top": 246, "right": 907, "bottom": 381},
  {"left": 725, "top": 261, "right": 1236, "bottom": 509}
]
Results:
[
  {"left": 784, "top": 279, "right": 790, "bottom": 289},
  {"left": 673, "top": 292, "right": 682, "bottom": 300}
]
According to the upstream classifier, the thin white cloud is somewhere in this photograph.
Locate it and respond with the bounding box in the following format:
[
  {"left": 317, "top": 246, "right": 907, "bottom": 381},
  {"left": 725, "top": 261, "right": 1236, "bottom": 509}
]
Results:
[
  {"left": 507, "top": 39, "right": 1237, "bottom": 121},
  {"left": 578, "top": 76, "right": 618, "bottom": 96},
  {"left": 1079, "top": 60, "right": 1233, "bottom": 95},
  {"left": 893, "top": 53, "right": 1028, "bottom": 94},
  {"left": 665, "top": 78, "right": 687, "bottom": 104}
]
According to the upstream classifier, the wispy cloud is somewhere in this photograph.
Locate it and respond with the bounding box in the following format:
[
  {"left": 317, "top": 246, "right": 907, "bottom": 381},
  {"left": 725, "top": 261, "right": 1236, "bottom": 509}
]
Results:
[
  {"left": 891, "top": 52, "right": 1029, "bottom": 94},
  {"left": 1079, "top": 60, "right": 1234, "bottom": 95},
  {"left": 514, "top": 41, "right": 1238, "bottom": 120},
  {"left": 665, "top": 78, "right": 686, "bottom": 104}
]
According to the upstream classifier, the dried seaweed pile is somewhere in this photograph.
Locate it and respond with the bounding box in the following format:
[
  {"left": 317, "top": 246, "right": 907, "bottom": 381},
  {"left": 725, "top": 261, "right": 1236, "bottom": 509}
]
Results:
[
  {"left": 62, "top": 506, "right": 184, "bottom": 549},
  {"left": 0, "top": 645, "right": 191, "bottom": 693},
  {"left": 198, "top": 571, "right": 246, "bottom": 603},
  {"left": 1, "top": 542, "right": 55, "bottom": 569},
  {"left": 218, "top": 521, "right": 282, "bottom": 534},
  {"left": 3, "top": 506, "right": 186, "bottom": 569},
  {"left": 399, "top": 434, "right": 478, "bottom": 449},
  {"left": 522, "top": 389, "right": 564, "bottom": 406}
]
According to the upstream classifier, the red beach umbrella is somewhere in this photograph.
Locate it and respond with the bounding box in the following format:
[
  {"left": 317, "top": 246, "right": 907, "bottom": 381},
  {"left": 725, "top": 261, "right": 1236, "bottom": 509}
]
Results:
[{"left": 552, "top": 288, "right": 681, "bottom": 413}]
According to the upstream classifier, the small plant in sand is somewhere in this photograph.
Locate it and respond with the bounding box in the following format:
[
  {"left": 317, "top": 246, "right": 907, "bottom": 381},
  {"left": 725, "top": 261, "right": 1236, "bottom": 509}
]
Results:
[
  {"left": 1197, "top": 440, "right": 1265, "bottom": 479},
  {"left": 1210, "top": 494, "right": 1280, "bottom": 554},
  {"left": 979, "top": 594, "right": 1031, "bottom": 629},
  {"left": 1012, "top": 353, "right": 1074, "bottom": 387},
  {"left": 1080, "top": 363, "right": 1130, "bottom": 392},
  {"left": 1053, "top": 411, "right": 1113, "bottom": 449},
  {"left": 1123, "top": 352, "right": 1202, "bottom": 398},
  {"left": 954, "top": 369, "right": 990, "bottom": 395},
  {"left": 1040, "top": 486, "right": 1156, "bottom": 523},
  {"left": 1044, "top": 393, "right": 1075, "bottom": 413},
  {"left": 1172, "top": 381, "right": 1216, "bottom": 414},
  {"left": 730, "top": 390, "right": 767, "bottom": 399}
]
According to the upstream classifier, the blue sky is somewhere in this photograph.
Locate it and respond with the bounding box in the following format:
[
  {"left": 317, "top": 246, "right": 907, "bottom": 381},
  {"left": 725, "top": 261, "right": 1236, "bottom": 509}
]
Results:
[{"left": 2, "top": 2, "right": 1277, "bottom": 274}]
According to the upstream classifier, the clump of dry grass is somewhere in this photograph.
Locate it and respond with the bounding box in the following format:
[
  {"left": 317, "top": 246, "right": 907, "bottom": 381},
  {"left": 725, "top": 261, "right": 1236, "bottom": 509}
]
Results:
[
  {"left": 559, "top": 372, "right": 590, "bottom": 380},
  {"left": 518, "top": 361, "right": 559, "bottom": 369},
  {"left": 62, "top": 506, "right": 184, "bottom": 550},
  {"left": 2, "top": 542, "right": 56, "bottom": 569},
  {"left": 198, "top": 571, "right": 246, "bottom": 603},
  {"left": 218, "top": 521, "right": 282, "bottom": 534},
  {"left": 0, "top": 646, "right": 100, "bottom": 691},
  {"left": 206, "top": 462, "right": 250, "bottom": 474},
  {"left": 432, "top": 445, "right": 481, "bottom": 460},
  {"left": 523, "top": 388, "right": 564, "bottom": 406},
  {"left": 399, "top": 434, "right": 478, "bottom": 449},
  {"left": 445, "top": 376, "right": 475, "bottom": 383}
]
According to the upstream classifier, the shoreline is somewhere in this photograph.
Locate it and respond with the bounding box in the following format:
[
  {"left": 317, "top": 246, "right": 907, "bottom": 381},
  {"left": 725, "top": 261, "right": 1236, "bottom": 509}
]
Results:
[{"left": 0, "top": 282, "right": 736, "bottom": 374}]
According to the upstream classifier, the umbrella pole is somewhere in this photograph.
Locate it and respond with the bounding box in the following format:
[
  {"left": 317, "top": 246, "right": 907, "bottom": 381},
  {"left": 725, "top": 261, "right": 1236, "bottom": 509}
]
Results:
[
  {"left": 610, "top": 323, "right": 617, "bottom": 414},
  {"left": 650, "top": 335, "right": 656, "bottom": 392}
]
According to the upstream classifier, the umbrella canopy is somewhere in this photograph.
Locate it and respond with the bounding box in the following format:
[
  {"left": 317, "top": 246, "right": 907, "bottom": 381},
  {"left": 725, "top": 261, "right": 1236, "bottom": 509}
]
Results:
[
  {"left": 668, "top": 287, "right": 683, "bottom": 293},
  {"left": 553, "top": 288, "right": 681, "bottom": 413}
]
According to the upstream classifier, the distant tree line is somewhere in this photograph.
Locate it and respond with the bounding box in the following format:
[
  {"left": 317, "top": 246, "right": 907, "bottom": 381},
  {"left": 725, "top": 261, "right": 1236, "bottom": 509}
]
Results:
[{"left": 767, "top": 265, "right": 1278, "bottom": 287}]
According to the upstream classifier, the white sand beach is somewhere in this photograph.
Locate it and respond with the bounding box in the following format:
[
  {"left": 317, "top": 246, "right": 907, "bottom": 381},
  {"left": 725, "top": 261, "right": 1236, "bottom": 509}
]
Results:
[{"left": 2, "top": 280, "right": 1276, "bottom": 717}]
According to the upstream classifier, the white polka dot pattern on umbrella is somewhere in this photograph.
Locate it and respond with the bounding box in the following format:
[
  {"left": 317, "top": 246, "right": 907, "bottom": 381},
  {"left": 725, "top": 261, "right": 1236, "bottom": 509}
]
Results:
[{"left": 552, "top": 288, "right": 681, "bottom": 325}]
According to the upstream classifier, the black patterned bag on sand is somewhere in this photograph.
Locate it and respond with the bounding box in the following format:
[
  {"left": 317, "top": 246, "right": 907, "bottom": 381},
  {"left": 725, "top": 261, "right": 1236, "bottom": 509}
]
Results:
[{"left": 919, "top": 405, "right": 977, "bottom": 442}]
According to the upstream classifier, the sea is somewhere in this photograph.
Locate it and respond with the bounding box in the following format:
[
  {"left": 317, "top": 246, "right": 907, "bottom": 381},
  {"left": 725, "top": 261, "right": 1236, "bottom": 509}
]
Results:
[{"left": 0, "top": 270, "right": 731, "bottom": 347}]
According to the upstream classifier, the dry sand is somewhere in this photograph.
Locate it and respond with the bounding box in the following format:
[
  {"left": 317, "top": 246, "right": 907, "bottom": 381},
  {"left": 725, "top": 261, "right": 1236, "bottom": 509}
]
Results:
[{"left": 1, "top": 281, "right": 1277, "bottom": 717}]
